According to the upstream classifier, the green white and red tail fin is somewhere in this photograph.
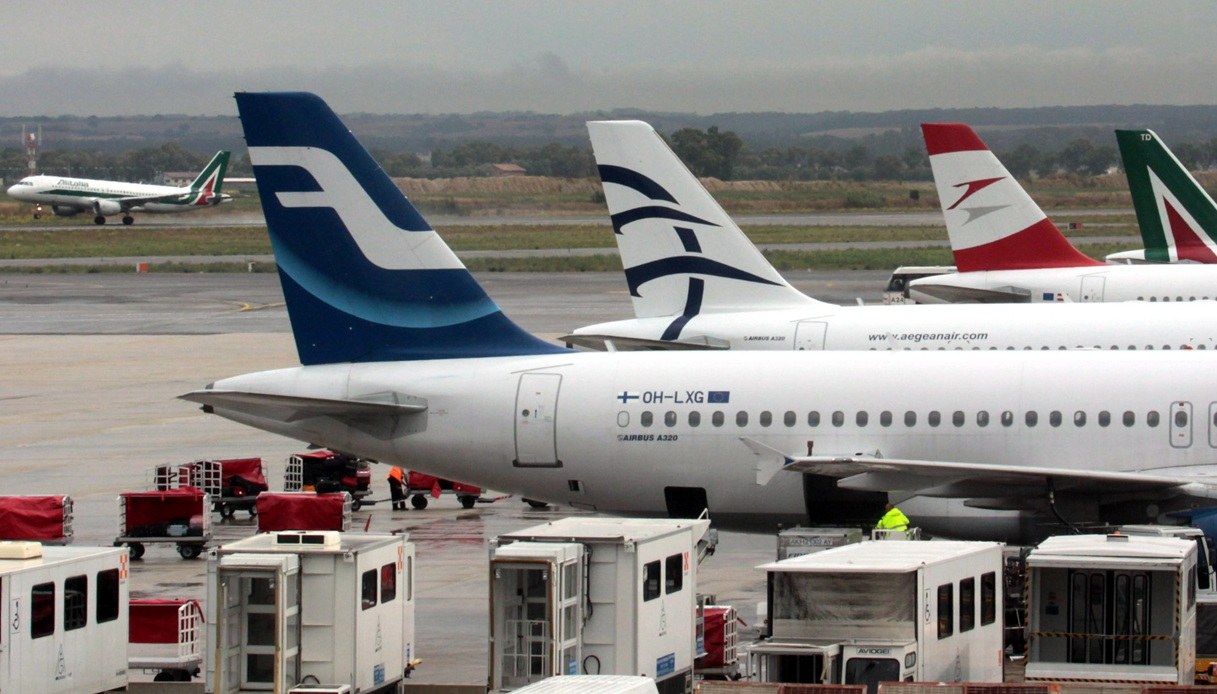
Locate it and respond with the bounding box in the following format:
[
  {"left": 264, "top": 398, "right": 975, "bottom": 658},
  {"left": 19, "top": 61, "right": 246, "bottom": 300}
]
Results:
[
  {"left": 1115, "top": 129, "right": 1217, "bottom": 263},
  {"left": 188, "top": 150, "right": 230, "bottom": 206},
  {"left": 922, "top": 123, "right": 1101, "bottom": 271}
]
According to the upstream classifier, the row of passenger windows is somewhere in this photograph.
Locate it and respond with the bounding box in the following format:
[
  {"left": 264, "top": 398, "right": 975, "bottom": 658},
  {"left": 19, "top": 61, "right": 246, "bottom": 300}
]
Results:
[
  {"left": 873, "top": 344, "right": 1208, "bottom": 351},
  {"left": 624, "top": 408, "right": 1182, "bottom": 429},
  {"left": 29, "top": 569, "right": 122, "bottom": 640}
]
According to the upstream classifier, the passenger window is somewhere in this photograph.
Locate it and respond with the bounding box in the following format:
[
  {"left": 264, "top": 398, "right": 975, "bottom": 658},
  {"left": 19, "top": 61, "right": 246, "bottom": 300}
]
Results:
[
  {"left": 665, "top": 554, "right": 683, "bottom": 594},
  {"left": 1074, "top": 411, "right": 1086, "bottom": 427},
  {"left": 807, "top": 411, "right": 820, "bottom": 427},
  {"left": 1049, "top": 411, "right": 1062, "bottom": 427},
  {"left": 1147, "top": 411, "right": 1160, "bottom": 427},
  {"left": 759, "top": 411, "right": 772, "bottom": 427},
  {"left": 381, "top": 563, "right": 397, "bottom": 603},
  {"left": 1001, "top": 411, "right": 1013, "bottom": 427},
  {"left": 32, "top": 582, "right": 55, "bottom": 639},
  {"left": 880, "top": 411, "right": 893, "bottom": 427},
  {"left": 641, "top": 411, "right": 653, "bottom": 427},
  {"left": 1098, "top": 410, "right": 1111, "bottom": 427},
  {"left": 976, "top": 411, "right": 990, "bottom": 427},
  {"left": 981, "top": 572, "right": 997, "bottom": 625},
  {"left": 856, "top": 411, "right": 868, "bottom": 427},
  {"left": 96, "top": 569, "right": 119, "bottom": 623},
  {"left": 712, "top": 411, "right": 724, "bottom": 427},
  {"left": 1025, "top": 411, "right": 1038, "bottom": 427},
  {"left": 617, "top": 411, "right": 629, "bottom": 427},
  {"left": 664, "top": 411, "right": 677, "bottom": 427},
  {"left": 688, "top": 411, "right": 701, "bottom": 427},
  {"left": 361, "top": 569, "right": 378, "bottom": 610},
  {"left": 64, "top": 575, "right": 87, "bottom": 631},
  {"left": 1124, "top": 411, "right": 1136, "bottom": 427},
  {"left": 928, "top": 411, "right": 941, "bottom": 427},
  {"left": 643, "top": 560, "right": 661, "bottom": 601},
  {"left": 736, "top": 411, "right": 749, "bottom": 427},
  {"left": 1176, "top": 410, "right": 1188, "bottom": 427},
  {"left": 904, "top": 411, "right": 916, "bottom": 427},
  {"left": 937, "top": 583, "right": 953, "bottom": 639},
  {"left": 832, "top": 411, "right": 845, "bottom": 427},
  {"left": 952, "top": 410, "right": 964, "bottom": 427},
  {"left": 959, "top": 577, "right": 975, "bottom": 633},
  {"left": 784, "top": 411, "right": 796, "bottom": 427}
]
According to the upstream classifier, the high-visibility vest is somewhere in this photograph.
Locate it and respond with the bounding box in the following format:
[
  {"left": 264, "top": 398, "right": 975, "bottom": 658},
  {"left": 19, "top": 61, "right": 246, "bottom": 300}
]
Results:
[
  {"left": 876, "top": 507, "right": 910, "bottom": 531},
  {"left": 388, "top": 466, "right": 404, "bottom": 482}
]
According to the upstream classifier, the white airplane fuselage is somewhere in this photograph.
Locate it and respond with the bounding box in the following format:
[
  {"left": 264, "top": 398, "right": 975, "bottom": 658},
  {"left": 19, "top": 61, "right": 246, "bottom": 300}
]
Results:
[
  {"left": 575, "top": 300, "right": 1217, "bottom": 351},
  {"left": 909, "top": 264, "right": 1217, "bottom": 304},
  {"left": 205, "top": 349, "right": 1217, "bottom": 543},
  {"left": 6, "top": 174, "right": 226, "bottom": 215}
]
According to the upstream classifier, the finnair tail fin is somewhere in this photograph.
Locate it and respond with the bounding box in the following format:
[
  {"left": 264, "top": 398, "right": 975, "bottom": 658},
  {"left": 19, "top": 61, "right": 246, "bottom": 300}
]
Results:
[
  {"left": 234, "top": 92, "right": 565, "bottom": 365},
  {"left": 588, "top": 120, "right": 819, "bottom": 320},
  {"left": 189, "top": 150, "right": 230, "bottom": 202},
  {"left": 921, "top": 123, "right": 1101, "bottom": 272},
  {"left": 1116, "top": 129, "right": 1217, "bottom": 263}
]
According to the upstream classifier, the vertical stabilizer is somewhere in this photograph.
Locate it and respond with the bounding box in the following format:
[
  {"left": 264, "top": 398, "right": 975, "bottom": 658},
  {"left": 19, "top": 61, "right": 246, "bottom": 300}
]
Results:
[
  {"left": 234, "top": 92, "right": 566, "bottom": 364},
  {"left": 922, "top": 123, "right": 1101, "bottom": 271},
  {"left": 1117, "top": 129, "right": 1217, "bottom": 263},
  {"left": 189, "top": 150, "right": 230, "bottom": 204},
  {"left": 588, "top": 120, "right": 819, "bottom": 322}
]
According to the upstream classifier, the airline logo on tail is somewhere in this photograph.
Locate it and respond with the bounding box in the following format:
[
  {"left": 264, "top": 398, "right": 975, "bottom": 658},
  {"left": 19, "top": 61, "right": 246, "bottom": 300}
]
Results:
[
  {"left": 1117, "top": 129, "right": 1217, "bottom": 263},
  {"left": 923, "top": 123, "right": 1101, "bottom": 271}
]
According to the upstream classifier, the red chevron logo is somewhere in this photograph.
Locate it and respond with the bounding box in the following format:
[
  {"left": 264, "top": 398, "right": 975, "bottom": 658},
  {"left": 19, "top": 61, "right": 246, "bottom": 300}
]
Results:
[{"left": 947, "top": 176, "right": 1004, "bottom": 210}]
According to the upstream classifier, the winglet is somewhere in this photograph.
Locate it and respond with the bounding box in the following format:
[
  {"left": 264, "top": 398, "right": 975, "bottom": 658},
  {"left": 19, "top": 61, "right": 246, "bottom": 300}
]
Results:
[
  {"left": 1116, "top": 129, "right": 1217, "bottom": 263},
  {"left": 922, "top": 123, "right": 1102, "bottom": 272}
]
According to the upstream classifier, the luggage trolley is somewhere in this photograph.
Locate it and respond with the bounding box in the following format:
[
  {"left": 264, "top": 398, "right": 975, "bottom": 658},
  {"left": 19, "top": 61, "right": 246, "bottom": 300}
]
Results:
[
  {"left": 285, "top": 450, "right": 375, "bottom": 510},
  {"left": 128, "top": 598, "right": 204, "bottom": 682},
  {"left": 197, "top": 457, "right": 268, "bottom": 519},
  {"left": 0, "top": 495, "right": 73, "bottom": 544},
  {"left": 406, "top": 471, "right": 482, "bottom": 509},
  {"left": 115, "top": 488, "right": 211, "bottom": 559}
]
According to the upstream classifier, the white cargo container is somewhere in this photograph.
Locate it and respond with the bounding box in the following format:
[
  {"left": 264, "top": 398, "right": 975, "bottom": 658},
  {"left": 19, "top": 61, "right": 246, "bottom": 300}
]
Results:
[
  {"left": 0, "top": 541, "right": 129, "bottom": 693},
  {"left": 205, "top": 530, "right": 415, "bottom": 694},
  {"left": 1024, "top": 533, "right": 1196, "bottom": 685},
  {"left": 488, "top": 517, "right": 712, "bottom": 693},
  {"left": 776, "top": 527, "right": 863, "bottom": 561},
  {"left": 747, "top": 540, "right": 1004, "bottom": 693}
]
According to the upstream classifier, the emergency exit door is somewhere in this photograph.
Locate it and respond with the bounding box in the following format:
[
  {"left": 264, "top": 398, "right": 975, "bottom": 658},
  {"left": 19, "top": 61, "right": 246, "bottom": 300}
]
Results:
[
  {"left": 1171, "top": 401, "right": 1193, "bottom": 448},
  {"left": 1080, "top": 275, "right": 1106, "bottom": 302},
  {"left": 514, "top": 373, "right": 562, "bottom": 467},
  {"left": 795, "top": 321, "right": 828, "bottom": 350}
]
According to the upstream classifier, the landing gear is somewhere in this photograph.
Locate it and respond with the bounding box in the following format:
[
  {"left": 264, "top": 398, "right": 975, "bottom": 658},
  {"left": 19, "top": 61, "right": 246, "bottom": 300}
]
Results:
[
  {"left": 93, "top": 215, "right": 106, "bottom": 225},
  {"left": 122, "top": 215, "right": 134, "bottom": 225}
]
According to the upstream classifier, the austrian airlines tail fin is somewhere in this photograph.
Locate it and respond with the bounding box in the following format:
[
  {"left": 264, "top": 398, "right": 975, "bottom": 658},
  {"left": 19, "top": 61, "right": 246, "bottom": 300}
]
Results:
[
  {"left": 588, "top": 120, "right": 819, "bottom": 320},
  {"left": 922, "top": 123, "right": 1101, "bottom": 272},
  {"left": 234, "top": 92, "right": 566, "bottom": 365},
  {"left": 1116, "top": 128, "right": 1217, "bottom": 263}
]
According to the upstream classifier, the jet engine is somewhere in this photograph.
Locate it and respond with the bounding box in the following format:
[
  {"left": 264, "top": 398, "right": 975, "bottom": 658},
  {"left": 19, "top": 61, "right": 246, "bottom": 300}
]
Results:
[
  {"left": 52, "top": 205, "right": 82, "bottom": 217},
  {"left": 92, "top": 200, "right": 124, "bottom": 216}
]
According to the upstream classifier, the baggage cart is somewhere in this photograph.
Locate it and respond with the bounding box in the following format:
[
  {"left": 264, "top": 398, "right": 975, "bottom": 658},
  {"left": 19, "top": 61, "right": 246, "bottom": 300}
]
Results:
[
  {"left": 128, "top": 598, "right": 203, "bottom": 682},
  {"left": 255, "top": 492, "right": 352, "bottom": 532},
  {"left": 0, "top": 495, "right": 73, "bottom": 544},
  {"left": 406, "top": 470, "right": 482, "bottom": 509},
  {"left": 158, "top": 458, "right": 268, "bottom": 518},
  {"left": 285, "top": 450, "right": 375, "bottom": 510},
  {"left": 114, "top": 489, "right": 211, "bottom": 559}
]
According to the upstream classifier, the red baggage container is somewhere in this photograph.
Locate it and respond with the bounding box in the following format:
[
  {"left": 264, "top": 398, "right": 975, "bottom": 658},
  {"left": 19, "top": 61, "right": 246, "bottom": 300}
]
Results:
[{"left": 255, "top": 492, "right": 351, "bottom": 532}]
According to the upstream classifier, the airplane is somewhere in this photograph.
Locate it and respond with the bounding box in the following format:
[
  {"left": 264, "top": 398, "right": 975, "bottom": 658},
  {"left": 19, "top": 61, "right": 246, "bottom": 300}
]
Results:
[
  {"left": 1106, "top": 129, "right": 1217, "bottom": 264},
  {"left": 6, "top": 150, "right": 232, "bottom": 225},
  {"left": 908, "top": 123, "right": 1217, "bottom": 304},
  {"left": 567, "top": 120, "right": 1217, "bottom": 353},
  {"left": 183, "top": 92, "right": 1217, "bottom": 545}
]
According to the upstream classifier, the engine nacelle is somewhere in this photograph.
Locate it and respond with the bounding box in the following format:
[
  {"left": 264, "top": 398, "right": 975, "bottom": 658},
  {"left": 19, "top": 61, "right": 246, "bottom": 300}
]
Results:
[
  {"left": 52, "top": 205, "right": 82, "bottom": 217},
  {"left": 92, "top": 199, "right": 123, "bottom": 216}
]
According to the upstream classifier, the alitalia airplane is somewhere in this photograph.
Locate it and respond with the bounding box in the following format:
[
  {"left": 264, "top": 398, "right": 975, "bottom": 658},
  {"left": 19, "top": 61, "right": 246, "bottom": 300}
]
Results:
[
  {"left": 183, "top": 92, "right": 1217, "bottom": 544},
  {"left": 1106, "top": 128, "right": 1217, "bottom": 264},
  {"left": 908, "top": 123, "right": 1217, "bottom": 304},
  {"left": 6, "top": 150, "right": 231, "bottom": 225},
  {"left": 567, "top": 120, "right": 1217, "bottom": 352}
]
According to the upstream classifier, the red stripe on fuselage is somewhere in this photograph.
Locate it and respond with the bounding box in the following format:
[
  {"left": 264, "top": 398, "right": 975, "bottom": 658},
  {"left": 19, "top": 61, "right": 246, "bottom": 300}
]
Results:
[{"left": 952, "top": 217, "right": 1103, "bottom": 272}]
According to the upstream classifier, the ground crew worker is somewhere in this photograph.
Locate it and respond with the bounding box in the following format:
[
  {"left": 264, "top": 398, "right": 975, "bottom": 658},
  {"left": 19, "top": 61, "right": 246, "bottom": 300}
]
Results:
[
  {"left": 387, "top": 466, "right": 407, "bottom": 510},
  {"left": 875, "top": 502, "right": 909, "bottom": 532}
]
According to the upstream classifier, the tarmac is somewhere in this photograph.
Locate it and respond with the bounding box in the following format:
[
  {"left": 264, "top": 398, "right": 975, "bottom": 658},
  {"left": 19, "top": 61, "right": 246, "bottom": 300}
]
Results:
[{"left": 0, "top": 270, "right": 882, "bottom": 687}]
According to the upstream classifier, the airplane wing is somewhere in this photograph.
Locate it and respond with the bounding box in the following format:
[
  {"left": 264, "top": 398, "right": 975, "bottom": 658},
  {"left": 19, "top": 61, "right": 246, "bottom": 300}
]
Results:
[
  {"left": 561, "top": 333, "right": 730, "bottom": 351},
  {"left": 909, "top": 282, "right": 1032, "bottom": 303},
  {"left": 180, "top": 390, "right": 428, "bottom": 422},
  {"left": 114, "top": 192, "right": 194, "bottom": 208},
  {"left": 740, "top": 437, "right": 1217, "bottom": 502}
]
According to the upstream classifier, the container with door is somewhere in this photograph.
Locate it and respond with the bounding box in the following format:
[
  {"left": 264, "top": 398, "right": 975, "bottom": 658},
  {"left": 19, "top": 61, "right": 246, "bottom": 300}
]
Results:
[
  {"left": 205, "top": 530, "right": 416, "bottom": 694},
  {"left": 0, "top": 541, "right": 129, "bottom": 693},
  {"left": 488, "top": 517, "right": 714, "bottom": 693}
]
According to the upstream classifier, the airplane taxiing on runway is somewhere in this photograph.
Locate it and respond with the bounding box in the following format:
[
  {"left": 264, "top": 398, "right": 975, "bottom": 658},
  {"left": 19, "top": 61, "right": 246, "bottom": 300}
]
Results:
[
  {"left": 6, "top": 150, "right": 231, "bottom": 225},
  {"left": 567, "top": 120, "right": 1217, "bottom": 353},
  {"left": 185, "top": 92, "right": 1217, "bottom": 544},
  {"left": 909, "top": 124, "right": 1217, "bottom": 304}
]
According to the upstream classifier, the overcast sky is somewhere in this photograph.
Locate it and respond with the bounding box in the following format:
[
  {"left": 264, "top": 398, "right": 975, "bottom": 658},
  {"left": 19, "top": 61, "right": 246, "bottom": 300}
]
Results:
[{"left": 2, "top": 1, "right": 1215, "bottom": 117}]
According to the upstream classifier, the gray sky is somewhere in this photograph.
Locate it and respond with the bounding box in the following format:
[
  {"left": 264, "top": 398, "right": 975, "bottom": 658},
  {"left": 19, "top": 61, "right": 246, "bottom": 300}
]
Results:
[{"left": 2, "top": 1, "right": 1215, "bottom": 117}]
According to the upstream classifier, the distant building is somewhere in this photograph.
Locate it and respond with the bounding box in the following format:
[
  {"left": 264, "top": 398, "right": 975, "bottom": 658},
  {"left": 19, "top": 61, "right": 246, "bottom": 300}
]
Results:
[
  {"left": 155, "top": 171, "right": 196, "bottom": 186},
  {"left": 488, "top": 163, "right": 526, "bottom": 177}
]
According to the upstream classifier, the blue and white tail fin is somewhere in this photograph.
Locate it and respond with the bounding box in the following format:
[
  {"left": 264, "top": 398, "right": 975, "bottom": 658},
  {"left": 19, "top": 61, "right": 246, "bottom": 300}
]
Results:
[
  {"left": 588, "top": 120, "right": 821, "bottom": 320},
  {"left": 234, "top": 91, "right": 566, "bottom": 364}
]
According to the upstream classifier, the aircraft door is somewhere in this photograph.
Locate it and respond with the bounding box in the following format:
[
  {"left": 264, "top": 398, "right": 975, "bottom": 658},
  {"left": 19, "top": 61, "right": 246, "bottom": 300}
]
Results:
[
  {"left": 1170, "top": 401, "right": 1193, "bottom": 448},
  {"left": 794, "top": 321, "right": 829, "bottom": 350},
  {"left": 1079, "top": 275, "right": 1105, "bottom": 302},
  {"left": 514, "top": 373, "right": 562, "bottom": 467}
]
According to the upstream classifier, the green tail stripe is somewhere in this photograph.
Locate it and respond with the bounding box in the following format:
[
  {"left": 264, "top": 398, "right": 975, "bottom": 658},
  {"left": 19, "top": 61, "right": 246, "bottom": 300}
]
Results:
[
  {"left": 1117, "top": 129, "right": 1217, "bottom": 262},
  {"left": 190, "top": 150, "right": 230, "bottom": 194}
]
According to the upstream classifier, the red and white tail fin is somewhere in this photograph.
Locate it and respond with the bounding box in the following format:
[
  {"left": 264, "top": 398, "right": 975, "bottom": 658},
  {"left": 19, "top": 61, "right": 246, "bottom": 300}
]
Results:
[{"left": 922, "top": 123, "right": 1101, "bottom": 271}]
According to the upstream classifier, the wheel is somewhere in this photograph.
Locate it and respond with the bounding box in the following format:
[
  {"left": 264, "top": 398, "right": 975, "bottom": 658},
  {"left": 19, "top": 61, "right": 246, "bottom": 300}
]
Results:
[
  {"left": 153, "top": 671, "right": 175, "bottom": 682},
  {"left": 219, "top": 503, "right": 234, "bottom": 519},
  {"left": 351, "top": 498, "right": 363, "bottom": 512},
  {"left": 524, "top": 498, "right": 549, "bottom": 509},
  {"left": 459, "top": 495, "right": 477, "bottom": 509},
  {"left": 247, "top": 505, "right": 258, "bottom": 517},
  {"left": 93, "top": 215, "right": 106, "bottom": 225},
  {"left": 122, "top": 215, "right": 134, "bottom": 225},
  {"left": 410, "top": 494, "right": 428, "bottom": 510},
  {"left": 177, "top": 543, "right": 203, "bottom": 560},
  {"left": 128, "top": 542, "right": 145, "bottom": 560}
]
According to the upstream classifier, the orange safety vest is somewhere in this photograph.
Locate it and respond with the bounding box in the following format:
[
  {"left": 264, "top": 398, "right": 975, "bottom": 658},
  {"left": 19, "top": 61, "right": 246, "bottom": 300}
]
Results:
[{"left": 388, "top": 466, "right": 404, "bottom": 482}]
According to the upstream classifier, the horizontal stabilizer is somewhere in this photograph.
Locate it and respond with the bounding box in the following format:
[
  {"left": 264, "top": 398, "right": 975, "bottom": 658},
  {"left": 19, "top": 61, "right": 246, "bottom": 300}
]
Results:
[
  {"left": 180, "top": 389, "right": 428, "bottom": 422},
  {"left": 909, "top": 282, "right": 1032, "bottom": 304},
  {"left": 561, "top": 333, "right": 730, "bottom": 351}
]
